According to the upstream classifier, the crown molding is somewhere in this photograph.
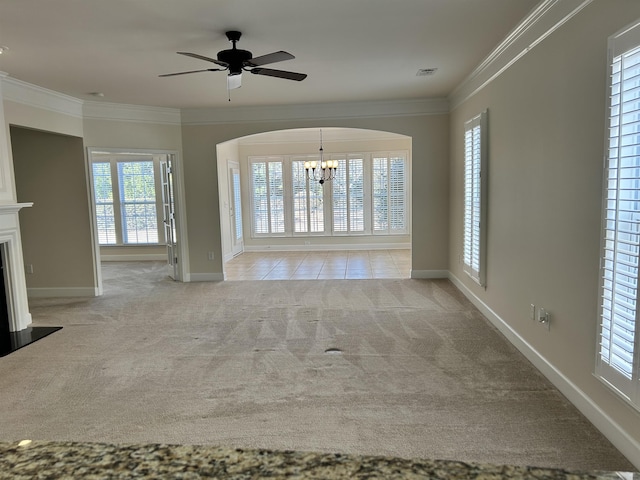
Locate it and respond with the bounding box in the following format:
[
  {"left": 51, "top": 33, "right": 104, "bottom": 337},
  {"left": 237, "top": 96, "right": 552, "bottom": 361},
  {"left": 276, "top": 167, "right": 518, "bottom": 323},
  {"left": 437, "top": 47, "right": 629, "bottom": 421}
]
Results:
[
  {"left": 83, "top": 101, "right": 181, "bottom": 125},
  {"left": 0, "top": 73, "right": 83, "bottom": 118},
  {"left": 449, "top": 0, "right": 595, "bottom": 110},
  {"left": 180, "top": 98, "right": 449, "bottom": 125}
]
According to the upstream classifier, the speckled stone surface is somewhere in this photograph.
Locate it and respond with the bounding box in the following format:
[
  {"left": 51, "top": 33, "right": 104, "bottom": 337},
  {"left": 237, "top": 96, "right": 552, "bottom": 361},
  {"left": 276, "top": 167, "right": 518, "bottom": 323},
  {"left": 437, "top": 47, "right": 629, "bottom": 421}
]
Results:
[{"left": 0, "top": 441, "right": 636, "bottom": 479}]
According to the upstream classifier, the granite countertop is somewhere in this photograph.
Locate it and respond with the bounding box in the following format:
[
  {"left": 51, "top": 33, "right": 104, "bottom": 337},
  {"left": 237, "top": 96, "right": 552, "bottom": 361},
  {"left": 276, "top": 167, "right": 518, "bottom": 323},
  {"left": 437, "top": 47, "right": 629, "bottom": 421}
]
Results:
[{"left": 0, "top": 440, "right": 637, "bottom": 479}]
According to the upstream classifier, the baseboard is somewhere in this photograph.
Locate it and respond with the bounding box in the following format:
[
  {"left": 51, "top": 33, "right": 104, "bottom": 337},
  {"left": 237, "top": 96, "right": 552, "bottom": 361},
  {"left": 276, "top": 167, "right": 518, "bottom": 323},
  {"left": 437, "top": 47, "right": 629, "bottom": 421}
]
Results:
[
  {"left": 243, "top": 243, "right": 411, "bottom": 252},
  {"left": 100, "top": 254, "right": 166, "bottom": 262},
  {"left": 188, "top": 273, "right": 224, "bottom": 282},
  {"left": 411, "top": 269, "right": 449, "bottom": 279},
  {"left": 448, "top": 272, "right": 640, "bottom": 470},
  {"left": 28, "top": 287, "right": 99, "bottom": 298}
]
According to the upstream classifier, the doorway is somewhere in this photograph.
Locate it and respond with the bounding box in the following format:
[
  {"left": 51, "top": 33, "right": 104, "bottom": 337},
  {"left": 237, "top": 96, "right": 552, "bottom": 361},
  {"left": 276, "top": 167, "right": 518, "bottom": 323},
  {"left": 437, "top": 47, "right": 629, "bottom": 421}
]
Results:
[{"left": 86, "top": 148, "right": 186, "bottom": 287}]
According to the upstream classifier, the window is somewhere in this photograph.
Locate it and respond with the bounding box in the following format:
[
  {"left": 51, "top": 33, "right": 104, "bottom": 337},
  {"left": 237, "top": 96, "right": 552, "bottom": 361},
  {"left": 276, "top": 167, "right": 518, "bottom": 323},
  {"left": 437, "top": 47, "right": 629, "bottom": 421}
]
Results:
[
  {"left": 596, "top": 20, "right": 640, "bottom": 409},
  {"left": 251, "top": 158, "right": 285, "bottom": 234},
  {"left": 248, "top": 151, "right": 409, "bottom": 238},
  {"left": 463, "top": 111, "right": 488, "bottom": 286},
  {"left": 373, "top": 155, "right": 407, "bottom": 234},
  {"left": 89, "top": 154, "right": 165, "bottom": 245},
  {"left": 292, "top": 157, "right": 324, "bottom": 233},
  {"left": 333, "top": 156, "right": 364, "bottom": 233}
]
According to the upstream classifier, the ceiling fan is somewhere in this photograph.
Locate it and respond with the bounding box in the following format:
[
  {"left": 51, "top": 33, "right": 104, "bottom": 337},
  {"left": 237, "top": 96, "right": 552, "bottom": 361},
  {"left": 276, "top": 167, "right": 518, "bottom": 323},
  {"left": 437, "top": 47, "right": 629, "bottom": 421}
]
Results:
[{"left": 159, "top": 30, "right": 307, "bottom": 91}]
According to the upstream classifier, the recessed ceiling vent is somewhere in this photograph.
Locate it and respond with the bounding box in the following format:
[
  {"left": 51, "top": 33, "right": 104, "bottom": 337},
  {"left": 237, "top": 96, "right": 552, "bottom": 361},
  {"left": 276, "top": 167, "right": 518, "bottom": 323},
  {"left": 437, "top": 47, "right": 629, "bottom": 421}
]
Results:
[{"left": 416, "top": 68, "right": 438, "bottom": 76}]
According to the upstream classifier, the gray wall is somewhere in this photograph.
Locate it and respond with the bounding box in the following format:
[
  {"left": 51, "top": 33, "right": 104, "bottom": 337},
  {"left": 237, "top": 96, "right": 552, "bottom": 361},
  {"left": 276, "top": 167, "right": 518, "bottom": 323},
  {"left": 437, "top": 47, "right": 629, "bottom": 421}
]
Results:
[
  {"left": 11, "top": 126, "right": 97, "bottom": 294},
  {"left": 449, "top": 0, "right": 640, "bottom": 456}
]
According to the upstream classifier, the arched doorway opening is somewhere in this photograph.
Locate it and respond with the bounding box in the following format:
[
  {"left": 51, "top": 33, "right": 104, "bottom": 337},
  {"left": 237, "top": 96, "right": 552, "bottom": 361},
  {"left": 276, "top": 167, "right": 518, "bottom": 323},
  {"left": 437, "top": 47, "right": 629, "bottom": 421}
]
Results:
[{"left": 216, "top": 127, "right": 412, "bottom": 280}]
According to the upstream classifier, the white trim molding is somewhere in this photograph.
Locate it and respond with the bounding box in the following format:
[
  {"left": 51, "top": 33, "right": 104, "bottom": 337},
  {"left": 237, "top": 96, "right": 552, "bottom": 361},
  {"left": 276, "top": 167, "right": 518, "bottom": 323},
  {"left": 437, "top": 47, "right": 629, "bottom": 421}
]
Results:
[
  {"left": 244, "top": 243, "right": 411, "bottom": 253},
  {"left": 1, "top": 73, "right": 84, "bottom": 119},
  {"left": 181, "top": 98, "right": 449, "bottom": 125},
  {"left": 449, "top": 0, "right": 595, "bottom": 110},
  {"left": 449, "top": 272, "right": 640, "bottom": 470},
  {"left": 83, "top": 101, "right": 182, "bottom": 125}
]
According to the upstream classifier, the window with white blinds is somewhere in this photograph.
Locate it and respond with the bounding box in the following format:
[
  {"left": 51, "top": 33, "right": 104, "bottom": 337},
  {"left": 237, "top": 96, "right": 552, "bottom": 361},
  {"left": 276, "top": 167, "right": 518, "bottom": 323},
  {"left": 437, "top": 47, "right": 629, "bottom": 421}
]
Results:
[
  {"left": 90, "top": 158, "right": 164, "bottom": 245},
  {"left": 373, "top": 155, "right": 407, "bottom": 233},
  {"left": 463, "top": 111, "right": 487, "bottom": 286},
  {"left": 292, "top": 158, "right": 324, "bottom": 233},
  {"left": 251, "top": 158, "right": 285, "bottom": 235},
  {"left": 597, "top": 20, "right": 640, "bottom": 409},
  {"left": 248, "top": 152, "right": 408, "bottom": 238},
  {"left": 333, "top": 156, "right": 364, "bottom": 233}
]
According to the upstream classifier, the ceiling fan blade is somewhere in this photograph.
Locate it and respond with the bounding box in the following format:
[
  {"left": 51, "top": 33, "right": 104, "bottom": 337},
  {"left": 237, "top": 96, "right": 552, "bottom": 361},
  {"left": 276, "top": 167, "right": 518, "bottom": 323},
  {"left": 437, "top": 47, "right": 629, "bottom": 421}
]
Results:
[
  {"left": 159, "top": 68, "right": 224, "bottom": 77},
  {"left": 250, "top": 68, "right": 307, "bottom": 81},
  {"left": 246, "top": 51, "right": 294, "bottom": 67},
  {"left": 177, "top": 51, "right": 229, "bottom": 68},
  {"left": 227, "top": 73, "right": 242, "bottom": 90}
]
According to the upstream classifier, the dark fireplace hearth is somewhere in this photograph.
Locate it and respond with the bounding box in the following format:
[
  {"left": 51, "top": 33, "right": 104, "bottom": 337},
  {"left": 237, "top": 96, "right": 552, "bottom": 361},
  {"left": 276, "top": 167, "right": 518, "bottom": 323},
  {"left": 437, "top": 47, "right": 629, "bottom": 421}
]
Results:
[{"left": 0, "top": 248, "right": 61, "bottom": 357}]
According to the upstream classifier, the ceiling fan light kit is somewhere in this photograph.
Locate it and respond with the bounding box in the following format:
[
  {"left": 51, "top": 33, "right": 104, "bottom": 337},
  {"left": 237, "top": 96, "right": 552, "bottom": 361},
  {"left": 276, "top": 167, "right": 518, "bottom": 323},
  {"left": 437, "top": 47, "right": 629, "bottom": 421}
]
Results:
[{"left": 160, "top": 30, "right": 307, "bottom": 95}]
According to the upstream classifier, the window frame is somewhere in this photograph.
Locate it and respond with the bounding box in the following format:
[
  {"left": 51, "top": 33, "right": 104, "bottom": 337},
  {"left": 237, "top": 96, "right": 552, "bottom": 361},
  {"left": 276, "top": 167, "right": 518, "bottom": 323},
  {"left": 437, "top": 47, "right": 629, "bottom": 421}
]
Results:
[
  {"left": 88, "top": 153, "right": 166, "bottom": 246},
  {"left": 247, "top": 151, "right": 410, "bottom": 239},
  {"left": 596, "top": 19, "right": 640, "bottom": 410},
  {"left": 463, "top": 110, "right": 488, "bottom": 286}
]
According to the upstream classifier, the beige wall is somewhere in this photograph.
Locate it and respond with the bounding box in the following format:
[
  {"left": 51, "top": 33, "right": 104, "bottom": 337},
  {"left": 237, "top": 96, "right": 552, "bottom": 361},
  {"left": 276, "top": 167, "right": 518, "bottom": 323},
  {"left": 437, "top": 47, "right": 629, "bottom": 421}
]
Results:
[
  {"left": 181, "top": 114, "right": 449, "bottom": 277},
  {"left": 10, "top": 126, "right": 97, "bottom": 294},
  {"left": 82, "top": 118, "right": 182, "bottom": 151},
  {"left": 449, "top": 0, "right": 640, "bottom": 453},
  {"left": 83, "top": 118, "right": 184, "bottom": 263}
]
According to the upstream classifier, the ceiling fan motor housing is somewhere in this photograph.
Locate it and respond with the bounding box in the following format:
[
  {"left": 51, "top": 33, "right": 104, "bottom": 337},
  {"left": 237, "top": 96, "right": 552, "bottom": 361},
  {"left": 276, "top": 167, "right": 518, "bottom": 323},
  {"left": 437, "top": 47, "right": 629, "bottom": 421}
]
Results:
[{"left": 217, "top": 48, "right": 252, "bottom": 75}]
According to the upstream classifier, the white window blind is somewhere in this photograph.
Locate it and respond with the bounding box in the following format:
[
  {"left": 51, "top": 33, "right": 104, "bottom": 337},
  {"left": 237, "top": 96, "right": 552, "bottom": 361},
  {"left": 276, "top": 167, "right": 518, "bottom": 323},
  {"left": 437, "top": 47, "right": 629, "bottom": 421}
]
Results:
[
  {"left": 463, "top": 111, "right": 487, "bottom": 286},
  {"left": 372, "top": 155, "right": 407, "bottom": 234},
  {"left": 332, "top": 156, "right": 364, "bottom": 233},
  {"left": 248, "top": 151, "right": 408, "bottom": 238},
  {"left": 251, "top": 158, "right": 285, "bottom": 235},
  {"left": 92, "top": 162, "right": 117, "bottom": 244},
  {"left": 89, "top": 156, "right": 165, "bottom": 246},
  {"left": 597, "top": 20, "right": 640, "bottom": 408},
  {"left": 292, "top": 158, "right": 324, "bottom": 233},
  {"left": 118, "top": 161, "right": 159, "bottom": 244}
]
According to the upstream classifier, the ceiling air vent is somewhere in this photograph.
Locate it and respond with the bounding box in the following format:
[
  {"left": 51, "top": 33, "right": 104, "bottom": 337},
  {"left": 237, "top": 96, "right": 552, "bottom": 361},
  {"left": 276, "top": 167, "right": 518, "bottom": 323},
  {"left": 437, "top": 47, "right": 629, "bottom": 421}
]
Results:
[{"left": 416, "top": 68, "right": 438, "bottom": 76}]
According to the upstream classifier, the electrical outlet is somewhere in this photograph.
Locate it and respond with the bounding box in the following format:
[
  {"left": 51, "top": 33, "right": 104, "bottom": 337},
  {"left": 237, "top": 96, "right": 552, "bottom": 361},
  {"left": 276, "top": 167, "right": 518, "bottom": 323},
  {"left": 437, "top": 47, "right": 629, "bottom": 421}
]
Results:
[
  {"left": 207, "top": 252, "right": 214, "bottom": 261},
  {"left": 537, "top": 307, "right": 551, "bottom": 331},
  {"left": 25, "top": 264, "right": 33, "bottom": 274}
]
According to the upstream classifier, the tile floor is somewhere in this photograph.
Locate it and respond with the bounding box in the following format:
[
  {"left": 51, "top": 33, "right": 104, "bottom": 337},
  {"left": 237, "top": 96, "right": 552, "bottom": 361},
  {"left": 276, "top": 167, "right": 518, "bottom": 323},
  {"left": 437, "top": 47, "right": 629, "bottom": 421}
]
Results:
[{"left": 224, "top": 249, "right": 411, "bottom": 280}]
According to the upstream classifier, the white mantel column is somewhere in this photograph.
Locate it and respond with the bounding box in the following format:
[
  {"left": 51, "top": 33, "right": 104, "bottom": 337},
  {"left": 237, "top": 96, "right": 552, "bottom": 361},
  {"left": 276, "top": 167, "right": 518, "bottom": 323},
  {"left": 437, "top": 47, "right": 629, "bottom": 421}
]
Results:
[
  {"left": 0, "top": 72, "right": 33, "bottom": 331},
  {"left": 0, "top": 72, "right": 17, "bottom": 203}
]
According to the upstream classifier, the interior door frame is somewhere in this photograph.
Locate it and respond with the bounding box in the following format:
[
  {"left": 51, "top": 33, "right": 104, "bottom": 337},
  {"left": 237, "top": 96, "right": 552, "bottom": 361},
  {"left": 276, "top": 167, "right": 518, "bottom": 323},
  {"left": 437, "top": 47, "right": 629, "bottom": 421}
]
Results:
[
  {"left": 85, "top": 147, "right": 189, "bottom": 290},
  {"left": 229, "top": 161, "right": 244, "bottom": 257}
]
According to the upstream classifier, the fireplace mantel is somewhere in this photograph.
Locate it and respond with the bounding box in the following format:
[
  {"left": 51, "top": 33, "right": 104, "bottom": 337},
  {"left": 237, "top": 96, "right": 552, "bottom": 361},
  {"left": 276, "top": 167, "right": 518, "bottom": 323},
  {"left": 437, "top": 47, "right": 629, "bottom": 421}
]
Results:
[
  {"left": 0, "top": 203, "right": 33, "bottom": 213},
  {"left": 0, "top": 202, "right": 33, "bottom": 331}
]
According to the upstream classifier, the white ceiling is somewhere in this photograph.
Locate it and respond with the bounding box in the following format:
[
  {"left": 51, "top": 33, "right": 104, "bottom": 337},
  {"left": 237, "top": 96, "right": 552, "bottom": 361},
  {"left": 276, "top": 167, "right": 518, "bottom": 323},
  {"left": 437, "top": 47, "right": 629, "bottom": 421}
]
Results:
[{"left": 0, "top": 0, "right": 539, "bottom": 110}]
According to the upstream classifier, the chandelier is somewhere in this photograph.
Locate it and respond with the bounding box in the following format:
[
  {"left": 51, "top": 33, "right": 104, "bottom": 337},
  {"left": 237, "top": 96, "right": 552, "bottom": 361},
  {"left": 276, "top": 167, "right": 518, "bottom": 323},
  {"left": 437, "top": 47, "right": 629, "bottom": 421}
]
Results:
[{"left": 304, "top": 129, "right": 338, "bottom": 185}]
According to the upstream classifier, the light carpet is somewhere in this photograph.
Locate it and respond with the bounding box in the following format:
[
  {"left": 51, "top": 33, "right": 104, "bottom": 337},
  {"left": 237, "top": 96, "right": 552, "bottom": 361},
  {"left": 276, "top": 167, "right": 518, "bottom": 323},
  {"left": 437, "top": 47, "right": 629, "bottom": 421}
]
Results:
[{"left": 0, "top": 261, "right": 634, "bottom": 471}]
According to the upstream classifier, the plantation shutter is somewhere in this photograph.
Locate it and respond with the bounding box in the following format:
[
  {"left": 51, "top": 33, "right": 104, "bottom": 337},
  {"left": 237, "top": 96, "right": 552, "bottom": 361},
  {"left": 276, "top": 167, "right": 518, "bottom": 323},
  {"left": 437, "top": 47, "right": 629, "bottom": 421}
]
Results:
[
  {"left": 117, "top": 161, "right": 158, "bottom": 244},
  {"left": 597, "top": 21, "right": 640, "bottom": 406},
  {"left": 92, "top": 162, "right": 117, "bottom": 244},
  {"left": 332, "top": 156, "right": 364, "bottom": 233},
  {"left": 463, "top": 111, "right": 487, "bottom": 286},
  {"left": 389, "top": 156, "right": 406, "bottom": 232},
  {"left": 292, "top": 160, "right": 309, "bottom": 233},
  {"left": 372, "top": 154, "right": 407, "bottom": 234},
  {"left": 251, "top": 159, "right": 285, "bottom": 235}
]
